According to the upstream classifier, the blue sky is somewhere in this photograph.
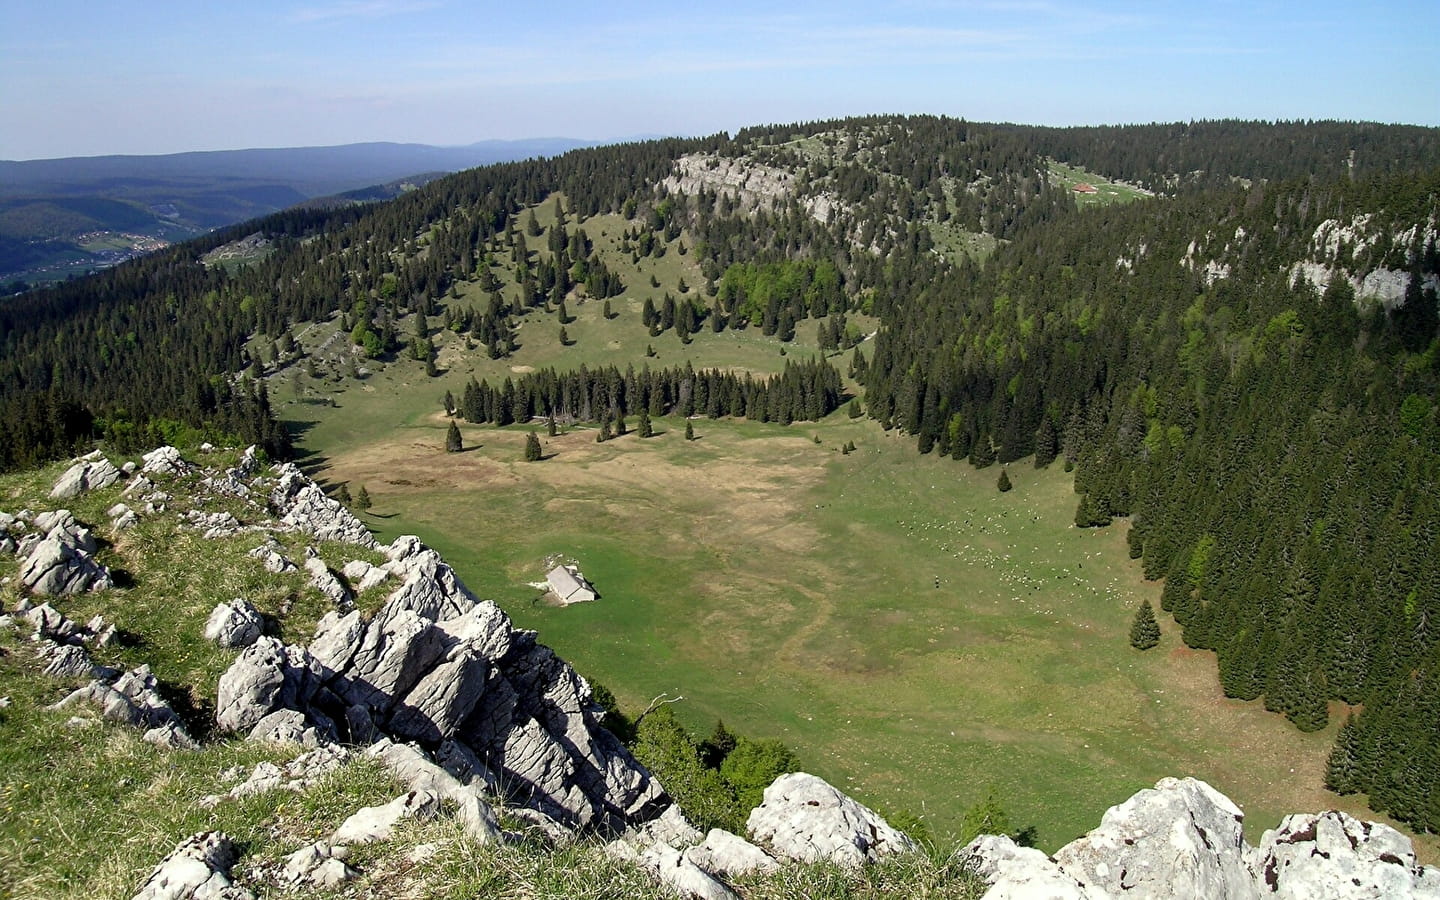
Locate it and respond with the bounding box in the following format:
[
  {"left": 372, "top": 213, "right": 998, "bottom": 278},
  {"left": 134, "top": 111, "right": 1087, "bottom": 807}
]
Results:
[{"left": 1, "top": 0, "right": 1435, "bottom": 159}]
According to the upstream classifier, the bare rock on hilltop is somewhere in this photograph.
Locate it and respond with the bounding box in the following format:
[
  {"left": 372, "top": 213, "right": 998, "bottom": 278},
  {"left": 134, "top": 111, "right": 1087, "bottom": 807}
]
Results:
[
  {"left": 269, "top": 464, "right": 375, "bottom": 548},
  {"left": 204, "top": 599, "right": 264, "bottom": 649},
  {"left": 19, "top": 528, "right": 112, "bottom": 595},
  {"left": 141, "top": 446, "right": 190, "bottom": 478},
  {"left": 684, "top": 828, "right": 779, "bottom": 879},
  {"left": 131, "top": 831, "right": 252, "bottom": 900},
  {"left": 1053, "top": 776, "right": 1254, "bottom": 899},
  {"left": 745, "top": 772, "right": 917, "bottom": 869},
  {"left": 51, "top": 456, "right": 121, "bottom": 499},
  {"left": 1252, "top": 810, "right": 1440, "bottom": 899},
  {"left": 215, "top": 534, "right": 667, "bottom": 835}
]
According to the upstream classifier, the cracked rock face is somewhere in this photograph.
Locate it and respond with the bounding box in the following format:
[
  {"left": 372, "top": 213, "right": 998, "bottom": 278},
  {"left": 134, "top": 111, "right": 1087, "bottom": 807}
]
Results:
[
  {"left": 51, "top": 664, "right": 197, "bottom": 748},
  {"left": 51, "top": 457, "right": 121, "bottom": 499},
  {"left": 204, "top": 599, "right": 264, "bottom": 649},
  {"left": 269, "top": 464, "right": 376, "bottom": 548},
  {"left": 131, "top": 831, "right": 252, "bottom": 900},
  {"left": 141, "top": 446, "right": 190, "bottom": 478},
  {"left": 19, "top": 526, "right": 113, "bottom": 595},
  {"left": 1053, "top": 776, "right": 1253, "bottom": 899},
  {"left": 966, "top": 777, "right": 1440, "bottom": 900},
  {"left": 684, "top": 828, "right": 778, "bottom": 879},
  {"left": 215, "top": 533, "right": 667, "bottom": 835},
  {"left": 745, "top": 772, "right": 917, "bottom": 868},
  {"left": 1253, "top": 811, "right": 1440, "bottom": 899}
]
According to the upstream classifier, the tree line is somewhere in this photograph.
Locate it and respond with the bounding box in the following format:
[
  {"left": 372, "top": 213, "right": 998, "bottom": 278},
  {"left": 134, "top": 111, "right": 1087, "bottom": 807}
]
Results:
[{"left": 457, "top": 358, "right": 844, "bottom": 427}]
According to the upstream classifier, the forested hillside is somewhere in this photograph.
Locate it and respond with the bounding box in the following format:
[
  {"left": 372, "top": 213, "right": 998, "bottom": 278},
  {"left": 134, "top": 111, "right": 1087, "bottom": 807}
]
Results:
[{"left": 1, "top": 115, "right": 1437, "bottom": 833}]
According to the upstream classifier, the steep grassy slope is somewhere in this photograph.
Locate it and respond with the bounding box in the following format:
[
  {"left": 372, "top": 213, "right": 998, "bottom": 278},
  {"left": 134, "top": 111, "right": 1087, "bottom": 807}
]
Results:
[{"left": 0, "top": 453, "right": 984, "bottom": 899}]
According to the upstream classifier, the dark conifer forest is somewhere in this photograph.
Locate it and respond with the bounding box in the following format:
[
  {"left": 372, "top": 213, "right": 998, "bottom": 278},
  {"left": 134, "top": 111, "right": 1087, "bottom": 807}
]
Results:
[{"left": 1, "top": 116, "right": 1438, "bottom": 832}]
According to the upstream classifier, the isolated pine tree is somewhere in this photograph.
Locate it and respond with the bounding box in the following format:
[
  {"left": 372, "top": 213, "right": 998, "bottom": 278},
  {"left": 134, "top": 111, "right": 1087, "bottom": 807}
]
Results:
[
  {"left": 547, "top": 414, "right": 558, "bottom": 437},
  {"left": 335, "top": 482, "right": 353, "bottom": 507},
  {"left": 525, "top": 430, "right": 542, "bottom": 461},
  {"left": 446, "top": 419, "right": 463, "bottom": 453},
  {"left": 1130, "top": 600, "right": 1161, "bottom": 650},
  {"left": 638, "top": 407, "right": 653, "bottom": 438},
  {"left": 997, "top": 468, "right": 1013, "bottom": 492},
  {"left": 355, "top": 485, "right": 372, "bottom": 512},
  {"left": 685, "top": 421, "right": 695, "bottom": 441}
]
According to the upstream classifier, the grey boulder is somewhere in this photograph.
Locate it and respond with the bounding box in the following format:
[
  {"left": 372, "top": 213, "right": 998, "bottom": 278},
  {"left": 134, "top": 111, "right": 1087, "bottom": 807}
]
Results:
[
  {"left": 1252, "top": 810, "right": 1440, "bottom": 899},
  {"left": 131, "top": 831, "right": 252, "bottom": 900},
  {"left": 684, "top": 828, "right": 779, "bottom": 879},
  {"left": 269, "top": 464, "right": 375, "bottom": 548},
  {"left": 51, "top": 457, "right": 121, "bottom": 499},
  {"left": 204, "top": 599, "right": 264, "bottom": 649},
  {"left": 745, "top": 772, "right": 917, "bottom": 868},
  {"left": 19, "top": 527, "right": 112, "bottom": 595},
  {"left": 331, "top": 789, "right": 440, "bottom": 845},
  {"left": 1053, "top": 776, "right": 1255, "bottom": 900},
  {"left": 141, "top": 446, "right": 189, "bottom": 477}
]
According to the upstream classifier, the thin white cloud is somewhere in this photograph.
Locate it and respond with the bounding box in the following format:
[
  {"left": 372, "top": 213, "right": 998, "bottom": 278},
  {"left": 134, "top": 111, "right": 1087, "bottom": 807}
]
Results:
[
  {"left": 289, "top": 0, "right": 441, "bottom": 23},
  {"left": 806, "top": 24, "right": 1027, "bottom": 46}
]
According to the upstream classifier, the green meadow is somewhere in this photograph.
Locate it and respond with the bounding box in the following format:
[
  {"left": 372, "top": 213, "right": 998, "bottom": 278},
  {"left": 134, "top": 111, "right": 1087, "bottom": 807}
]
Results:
[{"left": 276, "top": 201, "right": 1430, "bottom": 856}]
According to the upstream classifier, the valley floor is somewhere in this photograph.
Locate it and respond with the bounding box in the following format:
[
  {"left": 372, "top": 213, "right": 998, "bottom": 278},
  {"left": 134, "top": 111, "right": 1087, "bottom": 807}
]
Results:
[{"left": 300, "top": 396, "right": 1434, "bottom": 859}]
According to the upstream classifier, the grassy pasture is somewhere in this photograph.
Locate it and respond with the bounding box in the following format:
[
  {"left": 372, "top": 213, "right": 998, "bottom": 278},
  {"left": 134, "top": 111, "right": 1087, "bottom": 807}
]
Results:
[
  {"left": 282, "top": 202, "right": 1435, "bottom": 857},
  {"left": 310, "top": 400, "right": 1423, "bottom": 855},
  {"left": 1046, "top": 159, "right": 1152, "bottom": 206}
]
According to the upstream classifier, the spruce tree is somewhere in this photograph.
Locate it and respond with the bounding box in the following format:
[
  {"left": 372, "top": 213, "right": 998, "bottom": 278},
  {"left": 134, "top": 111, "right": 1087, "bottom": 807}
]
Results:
[
  {"left": 356, "top": 484, "right": 372, "bottom": 512},
  {"left": 446, "top": 419, "right": 463, "bottom": 453},
  {"left": 685, "top": 421, "right": 695, "bottom": 441},
  {"left": 1130, "top": 600, "right": 1161, "bottom": 650},
  {"left": 335, "top": 482, "right": 353, "bottom": 507},
  {"left": 969, "top": 437, "right": 997, "bottom": 469},
  {"left": 525, "top": 430, "right": 543, "bottom": 461},
  {"left": 638, "top": 407, "right": 653, "bottom": 438},
  {"left": 997, "top": 468, "right": 1013, "bottom": 492}
]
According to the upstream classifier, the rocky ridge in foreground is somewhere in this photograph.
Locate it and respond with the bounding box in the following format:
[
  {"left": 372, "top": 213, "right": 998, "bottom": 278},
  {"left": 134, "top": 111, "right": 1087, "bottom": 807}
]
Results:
[{"left": 2, "top": 446, "right": 1437, "bottom": 898}]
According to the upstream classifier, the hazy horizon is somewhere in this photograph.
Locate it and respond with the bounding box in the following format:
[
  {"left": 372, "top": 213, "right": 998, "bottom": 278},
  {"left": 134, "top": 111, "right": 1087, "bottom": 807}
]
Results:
[{"left": 3, "top": 0, "right": 1435, "bottom": 161}]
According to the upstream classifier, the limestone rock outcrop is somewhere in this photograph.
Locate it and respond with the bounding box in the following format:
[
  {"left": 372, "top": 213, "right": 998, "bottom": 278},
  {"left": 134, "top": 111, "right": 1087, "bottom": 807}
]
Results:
[
  {"left": 277, "top": 841, "right": 356, "bottom": 889},
  {"left": 19, "top": 514, "right": 112, "bottom": 595},
  {"left": 141, "top": 446, "right": 190, "bottom": 478},
  {"left": 745, "top": 772, "right": 917, "bottom": 868},
  {"left": 268, "top": 464, "right": 376, "bottom": 548},
  {"left": 331, "top": 789, "right": 440, "bottom": 845},
  {"left": 1252, "top": 811, "right": 1440, "bottom": 899},
  {"left": 684, "top": 828, "right": 779, "bottom": 878},
  {"left": 131, "top": 831, "right": 251, "bottom": 900},
  {"left": 50, "top": 455, "right": 121, "bottom": 499},
  {"left": 204, "top": 599, "right": 264, "bottom": 649},
  {"left": 214, "top": 531, "right": 667, "bottom": 835},
  {"left": 965, "top": 777, "right": 1440, "bottom": 900},
  {"left": 1053, "top": 776, "right": 1254, "bottom": 899},
  {"left": 52, "top": 664, "right": 197, "bottom": 749}
]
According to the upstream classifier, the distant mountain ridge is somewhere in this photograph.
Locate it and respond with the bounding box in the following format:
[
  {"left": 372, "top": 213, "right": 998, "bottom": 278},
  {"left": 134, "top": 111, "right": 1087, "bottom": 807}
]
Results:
[
  {"left": 0, "top": 139, "right": 601, "bottom": 197},
  {"left": 0, "top": 138, "right": 600, "bottom": 285}
]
